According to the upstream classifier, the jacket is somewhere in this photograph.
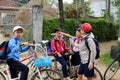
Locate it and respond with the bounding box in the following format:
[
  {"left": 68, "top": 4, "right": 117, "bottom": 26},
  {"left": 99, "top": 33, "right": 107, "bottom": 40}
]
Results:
[
  {"left": 76, "top": 32, "right": 96, "bottom": 65},
  {"left": 7, "top": 36, "right": 30, "bottom": 61},
  {"left": 51, "top": 37, "right": 69, "bottom": 55}
]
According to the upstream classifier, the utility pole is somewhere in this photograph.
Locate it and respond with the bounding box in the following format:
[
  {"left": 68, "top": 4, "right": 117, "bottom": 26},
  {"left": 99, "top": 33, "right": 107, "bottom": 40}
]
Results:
[{"left": 32, "top": 0, "right": 43, "bottom": 42}]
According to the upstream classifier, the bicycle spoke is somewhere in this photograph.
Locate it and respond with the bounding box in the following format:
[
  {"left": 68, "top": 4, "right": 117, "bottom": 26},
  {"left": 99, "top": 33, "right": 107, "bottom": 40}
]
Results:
[
  {"left": 30, "top": 69, "right": 63, "bottom": 80},
  {"left": 104, "top": 60, "right": 119, "bottom": 80}
]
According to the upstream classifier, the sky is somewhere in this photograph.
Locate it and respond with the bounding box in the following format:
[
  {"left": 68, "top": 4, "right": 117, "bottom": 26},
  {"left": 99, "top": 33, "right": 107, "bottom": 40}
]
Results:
[
  {"left": 63, "top": 0, "right": 73, "bottom": 3},
  {"left": 54, "top": 0, "right": 73, "bottom": 4}
]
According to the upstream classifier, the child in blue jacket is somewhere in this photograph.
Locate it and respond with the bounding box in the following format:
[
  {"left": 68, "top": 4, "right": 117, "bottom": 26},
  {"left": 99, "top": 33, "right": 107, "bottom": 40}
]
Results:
[{"left": 6, "top": 26, "right": 31, "bottom": 80}]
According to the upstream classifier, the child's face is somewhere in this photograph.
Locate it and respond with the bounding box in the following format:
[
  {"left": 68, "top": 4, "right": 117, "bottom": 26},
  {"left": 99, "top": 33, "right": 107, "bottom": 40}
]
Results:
[
  {"left": 56, "top": 31, "right": 62, "bottom": 38},
  {"left": 14, "top": 29, "right": 23, "bottom": 39},
  {"left": 80, "top": 29, "right": 85, "bottom": 36},
  {"left": 76, "top": 31, "right": 81, "bottom": 38}
]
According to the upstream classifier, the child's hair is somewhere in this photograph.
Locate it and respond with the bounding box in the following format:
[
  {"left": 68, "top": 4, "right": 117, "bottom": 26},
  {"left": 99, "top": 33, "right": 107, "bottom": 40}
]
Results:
[
  {"left": 76, "top": 28, "right": 81, "bottom": 32},
  {"left": 54, "top": 28, "right": 62, "bottom": 33}
]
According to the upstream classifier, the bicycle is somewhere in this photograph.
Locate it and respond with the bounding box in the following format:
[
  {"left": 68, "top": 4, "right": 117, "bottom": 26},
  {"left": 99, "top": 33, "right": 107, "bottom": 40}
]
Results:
[
  {"left": 0, "top": 40, "right": 63, "bottom": 80},
  {"left": 30, "top": 40, "right": 63, "bottom": 80},
  {"left": 48, "top": 52, "right": 103, "bottom": 80},
  {"left": 104, "top": 45, "right": 120, "bottom": 80},
  {"left": 0, "top": 53, "right": 34, "bottom": 80}
]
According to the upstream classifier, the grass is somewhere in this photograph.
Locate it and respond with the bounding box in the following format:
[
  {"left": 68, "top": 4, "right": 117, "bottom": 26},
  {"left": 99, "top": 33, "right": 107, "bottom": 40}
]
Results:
[{"left": 100, "top": 51, "right": 114, "bottom": 66}]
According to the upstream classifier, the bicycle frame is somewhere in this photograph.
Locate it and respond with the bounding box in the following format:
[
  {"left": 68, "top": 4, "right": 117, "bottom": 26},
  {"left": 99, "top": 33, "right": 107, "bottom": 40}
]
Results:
[
  {"left": 0, "top": 40, "right": 50, "bottom": 80},
  {"left": 0, "top": 53, "right": 35, "bottom": 80}
]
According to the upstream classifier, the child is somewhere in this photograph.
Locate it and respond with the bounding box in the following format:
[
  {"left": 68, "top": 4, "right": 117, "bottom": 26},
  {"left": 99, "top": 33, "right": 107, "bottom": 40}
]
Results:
[
  {"left": 51, "top": 28, "right": 70, "bottom": 80},
  {"left": 78, "top": 23, "right": 96, "bottom": 80},
  {"left": 61, "top": 28, "right": 81, "bottom": 78},
  {"left": 6, "top": 26, "right": 31, "bottom": 80}
]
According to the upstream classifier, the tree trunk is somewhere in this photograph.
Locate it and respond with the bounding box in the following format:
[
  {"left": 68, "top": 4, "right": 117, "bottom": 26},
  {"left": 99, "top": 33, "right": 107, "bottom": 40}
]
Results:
[
  {"left": 81, "top": 0, "right": 86, "bottom": 18},
  {"left": 58, "top": 0, "right": 64, "bottom": 29},
  {"left": 32, "top": 5, "right": 43, "bottom": 42}
]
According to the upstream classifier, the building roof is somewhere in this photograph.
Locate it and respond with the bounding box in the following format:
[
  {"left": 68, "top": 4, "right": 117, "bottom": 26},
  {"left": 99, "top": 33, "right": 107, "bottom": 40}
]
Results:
[{"left": 0, "top": 0, "right": 19, "bottom": 7}]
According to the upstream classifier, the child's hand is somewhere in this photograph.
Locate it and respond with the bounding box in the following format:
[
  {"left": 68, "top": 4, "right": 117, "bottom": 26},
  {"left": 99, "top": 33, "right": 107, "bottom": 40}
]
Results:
[
  {"left": 88, "top": 64, "right": 93, "bottom": 70},
  {"left": 57, "top": 52, "right": 62, "bottom": 57},
  {"left": 22, "top": 42, "right": 29, "bottom": 46},
  {"left": 70, "top": 41, "right": 74, "bottom": 46}
]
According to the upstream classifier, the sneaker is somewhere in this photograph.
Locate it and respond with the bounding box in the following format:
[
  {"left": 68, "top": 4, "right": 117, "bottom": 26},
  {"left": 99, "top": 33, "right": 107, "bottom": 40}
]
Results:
[
  {"left": 64, "top": 77, "right": 70, "bottom": 80},
  {"left": 11, "top": 78, "right": 19, "bottom": 80}
]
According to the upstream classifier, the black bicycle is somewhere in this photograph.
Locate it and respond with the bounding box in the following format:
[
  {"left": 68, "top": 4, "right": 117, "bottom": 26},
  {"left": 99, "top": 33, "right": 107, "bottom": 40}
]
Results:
[
  {"left": 104, "top": 45, "right": 120, "bottom": 80},
  {"left": 48, "top": 53, "right": 103, "bottom": 80}
]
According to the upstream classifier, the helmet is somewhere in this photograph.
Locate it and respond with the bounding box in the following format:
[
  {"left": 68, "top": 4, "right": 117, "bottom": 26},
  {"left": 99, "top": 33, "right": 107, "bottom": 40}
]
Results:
[
  {"left": 13, "top": 26, "right": 24, "bottom": 32},
  {"left": 81, "top": 23, "right": 92, "bottom": 33}
]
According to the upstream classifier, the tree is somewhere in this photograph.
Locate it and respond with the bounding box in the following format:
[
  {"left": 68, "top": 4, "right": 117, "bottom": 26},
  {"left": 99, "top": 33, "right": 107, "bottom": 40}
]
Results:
[
  {"left": 64, "top": 1, "right": 90, "bottom": 18},
  {"left": 81, "top": 0, "right": 86, "bottom": 18},
  {"left": 58, "top": 0, "right": 64, "bottom": 29}
]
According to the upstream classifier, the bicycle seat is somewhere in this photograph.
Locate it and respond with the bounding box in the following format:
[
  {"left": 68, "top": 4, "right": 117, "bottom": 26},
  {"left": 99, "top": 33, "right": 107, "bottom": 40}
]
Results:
[{"left": 40, "top": 40, "right": 49, "bottom": 45}]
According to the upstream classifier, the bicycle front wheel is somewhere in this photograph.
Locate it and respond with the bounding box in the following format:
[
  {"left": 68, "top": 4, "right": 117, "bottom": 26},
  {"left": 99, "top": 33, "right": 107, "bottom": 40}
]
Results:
[
  {"left": 30, "top": 69, "right": 63, "bottom": 80},
  {"left": 93, "top": 67, "right": 103, "bottom": 80},
  {"left": 0, "top": 71, "right": 6, "bottom": 80},
  {"left": 104, "top": 60, "right": 119, "bottom": 80}
]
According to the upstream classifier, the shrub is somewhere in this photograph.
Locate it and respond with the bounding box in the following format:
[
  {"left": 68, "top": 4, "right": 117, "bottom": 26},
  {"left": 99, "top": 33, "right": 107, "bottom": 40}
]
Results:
[{"left": 22, "top": 18, "right": 119, "bottom": 42}]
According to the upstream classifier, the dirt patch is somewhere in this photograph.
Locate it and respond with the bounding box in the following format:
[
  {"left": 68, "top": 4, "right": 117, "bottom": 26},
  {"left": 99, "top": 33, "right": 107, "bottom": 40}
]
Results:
[
  {"left": 0, "top": 34, "right": 119, "bottom": 80},
  {"left": 99, "top": 40, "right": 118, "bottom": 55},
  {"left": 98, "top": 40, "right": 119, "bottom": 80}
]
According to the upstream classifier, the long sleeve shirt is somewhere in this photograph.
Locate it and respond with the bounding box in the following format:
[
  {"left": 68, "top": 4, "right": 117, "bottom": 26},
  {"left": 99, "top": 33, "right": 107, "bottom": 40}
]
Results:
[
  {"left": 69, "top": 37, "right": 81, "bottom": 52},
  {"left": 7, "top": 36, "right": 30, "bottom": 61},
  {"left": 75, "top": 33, "right": 96, "bottom": 65},
  {"left": 51, "top": 37, "right": 69, "bottom": 55}
]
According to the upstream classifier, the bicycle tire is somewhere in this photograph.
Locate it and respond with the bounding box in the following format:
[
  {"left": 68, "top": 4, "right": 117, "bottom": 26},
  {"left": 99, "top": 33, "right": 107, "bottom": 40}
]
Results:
[
  {"left": 30, "top": 69, "right": 63, "bottom": 80},
  {"left": 104, "top": 60, "right": 119, "bottom": 80},
  {"left": 0, "top": 71, "right": 6, "bottom": 80},
  {"left": 94, "top": 67, "right": 103, "bottom": 80}
]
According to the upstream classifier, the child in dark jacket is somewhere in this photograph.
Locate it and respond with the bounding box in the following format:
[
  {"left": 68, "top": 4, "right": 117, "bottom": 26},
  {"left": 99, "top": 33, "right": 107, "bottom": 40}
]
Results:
[{"left": 6, "top": 26, "right": 31, "bottom": 80}]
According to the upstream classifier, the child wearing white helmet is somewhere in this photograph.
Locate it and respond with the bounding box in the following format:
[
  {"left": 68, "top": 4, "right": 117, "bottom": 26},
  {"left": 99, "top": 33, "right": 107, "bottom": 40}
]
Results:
[{"left": 6, "top": 26, "right": 32, "bottom": 80}]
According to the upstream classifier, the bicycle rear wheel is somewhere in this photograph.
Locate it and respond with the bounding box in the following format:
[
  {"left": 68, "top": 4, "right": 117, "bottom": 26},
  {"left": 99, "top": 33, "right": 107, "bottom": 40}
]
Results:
[
  {"left": 104, "top": 60, "right": 119, "bottom": 80},
  {"left": 30, "top": 69, "right": 63, "bottom": 80},
  {"left": 0, "top": 71, "right": 6, "bottom": 80},
  {"left": 93, "top": 67, "right": 103, "bottom": 80}
]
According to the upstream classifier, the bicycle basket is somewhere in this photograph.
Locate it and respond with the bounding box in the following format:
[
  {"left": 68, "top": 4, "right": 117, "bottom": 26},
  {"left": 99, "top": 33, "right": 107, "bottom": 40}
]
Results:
[
  {"left": 34, "top": 56, "right": 52, "bottom": 67},
  {"left": 110, "top": 45, "right": 120, "bottom": 61}
]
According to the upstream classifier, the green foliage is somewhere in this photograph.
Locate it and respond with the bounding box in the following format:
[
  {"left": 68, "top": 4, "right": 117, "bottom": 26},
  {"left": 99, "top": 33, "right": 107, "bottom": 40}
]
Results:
[
  {"left": 22, "top": 27, "right": 33, "bottom": 42},
  {"left": 64, "top": 2, "right": 91, "bottom": 18},
  {"left": 43, "top": 18, "right": 119, "bottom": 42},
  {"left": 100, "top": 52, "right": 114, "bottom": 66},
  {"left": 22, "top": 18, "right": 119, "bottom": 42},
  {"left": 43, "top": 18, "right": 61, "bottom": 40}
]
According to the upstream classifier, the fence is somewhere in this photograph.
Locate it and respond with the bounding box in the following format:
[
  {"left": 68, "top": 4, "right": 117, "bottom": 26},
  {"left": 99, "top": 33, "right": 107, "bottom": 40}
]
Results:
[{"left": 0, "top": 6, "right": 33, "bottom": 41}]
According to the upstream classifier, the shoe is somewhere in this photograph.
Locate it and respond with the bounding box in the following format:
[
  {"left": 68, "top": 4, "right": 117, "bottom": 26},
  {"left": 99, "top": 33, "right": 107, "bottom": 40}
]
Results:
[
  {"left": 11, "top": 78, "right": 19, "bottom": 80},
  {"left": 64, "top": 77, "right": 70, "bottom": 80}
]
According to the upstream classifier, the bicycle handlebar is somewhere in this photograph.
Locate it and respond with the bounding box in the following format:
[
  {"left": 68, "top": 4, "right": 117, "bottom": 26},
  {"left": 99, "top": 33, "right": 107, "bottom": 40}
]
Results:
[{"left": 64, "top": 52, "right": 74, "bottom": 56}]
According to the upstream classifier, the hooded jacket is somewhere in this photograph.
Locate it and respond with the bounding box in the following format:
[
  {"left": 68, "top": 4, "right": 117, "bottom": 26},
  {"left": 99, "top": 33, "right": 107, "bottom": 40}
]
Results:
[{"left": 75, "top": 32, "right": 96, "bottom": 65}]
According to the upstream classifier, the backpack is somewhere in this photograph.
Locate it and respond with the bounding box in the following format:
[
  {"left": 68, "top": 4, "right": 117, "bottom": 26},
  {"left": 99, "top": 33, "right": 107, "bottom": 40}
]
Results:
[
  {"left": 0, "top": 41, "right": 10, "bottom": 60},
  {"left": 85, "top": 37, "right": 100, "bottom": 60},
  {"left": 47, "top": 41, "right": 53, "bottom": 56}
]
